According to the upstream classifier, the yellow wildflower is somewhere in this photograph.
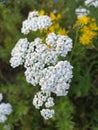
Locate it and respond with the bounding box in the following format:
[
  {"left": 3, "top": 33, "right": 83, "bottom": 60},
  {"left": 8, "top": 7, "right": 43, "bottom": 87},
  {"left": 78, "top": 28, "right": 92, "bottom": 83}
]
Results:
[
  {"left": 39, "top": 10, "right": 45, "bottom": 16},
  {"left": 89, "top": 22, "right": 98, "bottom": 31},
  {"left": 80, "top": 33, "right": 91, "bottom": 45},
  {"left": 80, "top": 26, "right": 97, "bottom": 45},
  {"left": 47, "top": 23, "right": 60, "bottom": 33},
  {"left": 50, "top": 12, "right": 57, "bottom": 21},
  {"left": 57, "top": 14, "right": 61, "bottom": 20},
  {"left": 76, "top": 16, "right": 98, "bottom": 45},
  {"left": 48, "top": 26, "right": 55, "bottom": 33},
  {"left": 76, "top": 15, "right": 90, "bottom": 25},
  {"left": 57, "top": 28, "right": 67, "bottom": 35},
  {"left": 54, "top": 23, "right": 60, "bottom": 29},
  {"left": 80, "top": 26, "right": 90, "bottom": 32}
]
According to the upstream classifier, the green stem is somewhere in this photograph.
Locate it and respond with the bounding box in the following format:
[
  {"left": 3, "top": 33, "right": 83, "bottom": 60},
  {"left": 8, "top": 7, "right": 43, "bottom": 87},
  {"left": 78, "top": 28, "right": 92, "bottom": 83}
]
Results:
[{"left": 69, "top": 28, "right": 79, "bottom": 61}]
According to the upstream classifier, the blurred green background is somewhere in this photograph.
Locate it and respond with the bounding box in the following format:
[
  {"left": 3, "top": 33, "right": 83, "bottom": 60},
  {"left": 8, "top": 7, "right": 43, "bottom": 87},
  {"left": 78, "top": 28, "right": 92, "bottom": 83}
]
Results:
[{"left": 0, "top": 0, "right": 98, "bottom": 130}]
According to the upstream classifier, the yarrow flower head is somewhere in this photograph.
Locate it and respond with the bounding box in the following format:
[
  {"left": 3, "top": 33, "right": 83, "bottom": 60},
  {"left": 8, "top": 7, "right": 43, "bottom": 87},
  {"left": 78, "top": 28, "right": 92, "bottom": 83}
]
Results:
[
  {"left": 75, "top": 7, "right": 89, "bottom": 18},
  {"left": 10, "top": 38, "right": 29, "bottom": 68},
  {"left": 38, "top": 10, "right": 67, "bottom": 35},
  {"left": 0, "top": 93, "right": 3, "bottom": 102},
  {"left": 0, "top": 94, "right": 13, "bottom": 123},
  {"left": 40, "top": 61, "right": 73, "bottom": 96},
  {"left": 40, "top": 109, "right": 55, "bottom": 120},
  {"left": 85, "top": 0, "right": 98, "bottom": 7},
  {"left": 10, "top": 10, "right": 73, "bottom": 120},
  {"left": 21, "top": 11, "right": 52, "bottom": 34},
  {"left": 33, "top": 91, "right": 52, "bottom": 109}
]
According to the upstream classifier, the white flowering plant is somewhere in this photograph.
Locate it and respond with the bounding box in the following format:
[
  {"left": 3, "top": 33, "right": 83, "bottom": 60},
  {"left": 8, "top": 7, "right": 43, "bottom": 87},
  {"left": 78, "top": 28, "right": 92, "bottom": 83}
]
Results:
[
  {"left": 10, "top": 11, "right": 73, "bottom": 120},
  {"left": 0, "top": 93, "right": 12, "bottom": 123},
  {"left": 0, "top": 0, "right": 98, "bottom": 129}
]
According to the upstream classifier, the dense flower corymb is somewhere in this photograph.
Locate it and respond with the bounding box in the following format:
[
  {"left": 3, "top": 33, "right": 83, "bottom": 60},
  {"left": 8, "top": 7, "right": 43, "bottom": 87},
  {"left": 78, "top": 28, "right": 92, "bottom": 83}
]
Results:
[
  {"left": 40, "top": 109, "right": 55, "bottom": 120},
  {"left": 75, "top": 7, "right": 89, "bottom": 18},
  {"left": 21, "top": 11, "right": 52, "bottom": 34},
  {"left": 0, "top": 93, "right": 3, "bottom": 102},
  {"left": 40, "top": 61, "right": 73, "bottom": 96},
  {"left": 85, "top": 0, "right": 98, "bottom": 7},
  {"left": 0, "top": 94, "right": 13, "bottom": 123},
  {"left": 10, "top": 10, "right": 73, "bottom": 120},
  {"left": 39, "top": 10, "right": 67, "bottom": 35}
]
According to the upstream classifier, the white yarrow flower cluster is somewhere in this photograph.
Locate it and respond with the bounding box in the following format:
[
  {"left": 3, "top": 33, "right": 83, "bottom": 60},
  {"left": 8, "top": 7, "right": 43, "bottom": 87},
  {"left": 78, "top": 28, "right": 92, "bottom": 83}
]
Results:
[
  {"left": 10, "top": 11, "right": 73, "bottom": 120},
  {"left": 75, "top": 7, "right": 89, "bottom": 17},
  {"left": 10, "top": 38, "right": 29, "bottom": 68},
  {"left": 45, "top": 97, "right": 55, "bottom": 108},
  {"left": 23, "top": 33, "right": 72, "bottom": 88},
  {"left": 0, "top": 94, "right": 13, "bottom": 123},
  {"left": 33, "top": 91, "right": 55, "bottom": 119},
  {"left": 40, "top": 109, "right": 55, "bottom": 120},
  {"left": 46, "top": 32, "right": 73, "bottom": 57},
  {"left": 0, "top": 93, "right": 3, "bottom": 102},
  {"left": 85, "top": 0, "right": 98, "bottom": 7},
  {"left": 40, "top": 61, "right": 73, "bottom": 96},
  {"left": 21, "top": 11, "right": 52, "bottom": 34},
  {"left": 33, "top": 91, "right": 50, "bottom": 109}
]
